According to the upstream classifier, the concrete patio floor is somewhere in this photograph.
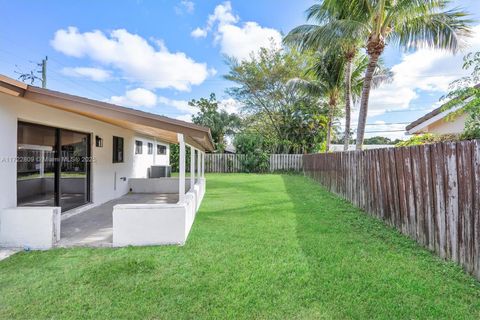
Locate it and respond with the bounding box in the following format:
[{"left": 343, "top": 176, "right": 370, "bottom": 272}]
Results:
[
  {"left": 58, "top": 193, "right": 179, "bottom": 247},
  {"left": 0, "top": 248, "right": 20, "bottom": 261}
]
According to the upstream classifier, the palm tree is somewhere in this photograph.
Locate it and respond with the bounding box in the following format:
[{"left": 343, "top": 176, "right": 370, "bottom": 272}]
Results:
[
  {"left": 289, "top": 51, "right": 393, "bottom": 151},
  {"left": 289, "top": 52, "right": 345, "bottom": 151},
  {"left": 343, "top": 54, "right": 393, "bottom": 146},
  {"left": 287, "top": 0, "right": 472, "bottom": 150},
  {"left": 284, "top": 0, "right": 362, "bottom": 151},
  {"left": 349, "top": 0, "right": 471, "bottom": 149}
]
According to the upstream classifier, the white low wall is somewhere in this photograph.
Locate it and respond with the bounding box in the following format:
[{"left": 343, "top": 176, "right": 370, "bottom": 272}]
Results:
[
  {"left": 128, "top": 178, "right": 191, "bottom": 194},
  {"left": 113, "top": 204, "right": 188, "bottom": 246},
  {"left": 0, "top": 207, "right": 61, "bottom": 249},
  {"left": 112, "top": 179, "right": 206, "bottom": 247}
]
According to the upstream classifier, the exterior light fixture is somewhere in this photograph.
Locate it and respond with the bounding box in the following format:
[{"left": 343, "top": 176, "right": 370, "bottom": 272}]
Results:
[{"left": 95, "top": 135, "right": 103, "bottom": 147}]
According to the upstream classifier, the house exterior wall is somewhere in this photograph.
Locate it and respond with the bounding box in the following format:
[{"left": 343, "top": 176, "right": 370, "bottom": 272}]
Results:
[
  {"left": 424, "top": 113, "right": 468, "bottom": 135},
  {"left": 132, "top": 137, "right": 170, "bottom": 178},
  {"left": 0, "top": 92, "right": 170, "bottom": 211}
]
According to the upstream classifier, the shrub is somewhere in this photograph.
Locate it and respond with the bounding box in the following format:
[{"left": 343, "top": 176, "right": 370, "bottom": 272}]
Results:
[
  {"left": 461, "top": 105, "right": 480, "bottom": 140},
  {"left": 396, "top": 133, "right": 461, "bottom": 147},
  {"left": 234, "top": 133, "right": 269, "bottom": 173}
]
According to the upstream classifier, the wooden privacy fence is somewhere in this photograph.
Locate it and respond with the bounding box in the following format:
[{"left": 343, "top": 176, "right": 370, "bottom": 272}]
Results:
[
  {"left": 304, "top": 140, "right": 480, "bottom": 279},
  {"left": 205, "top": 154, "right": 303, "bottom": 173}
]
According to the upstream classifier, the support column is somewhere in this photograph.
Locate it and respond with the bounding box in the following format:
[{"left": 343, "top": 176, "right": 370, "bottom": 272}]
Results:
[
  {"left": 178, "top": 134, "right": 185, "bottom": 203},
  {"left": 197, "top": 149, "right": 201, "bottom": 181},
  {"left": 201, "top": 152, "right": 205, "bottom": 178},
  {"left": 190, "top": 145, "right": 195, "bottom": 190}
]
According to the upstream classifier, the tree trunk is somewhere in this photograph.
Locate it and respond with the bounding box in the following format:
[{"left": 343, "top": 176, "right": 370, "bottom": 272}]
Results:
[
  {"left": 326, "top": 118, "right": 332, "bottom": 152},
  {"left": 326, "top": 102, "right": 335, "bottom": 152},
  {"left": 343, "top": 57, "right": 353, "bottom": 151},
  {"left": 356, "top": 52, "right": 381, "bottom": 150}
]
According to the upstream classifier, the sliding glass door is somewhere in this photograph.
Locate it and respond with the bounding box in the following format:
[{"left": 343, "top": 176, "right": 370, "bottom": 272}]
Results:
[
  {"left": 60, "top": 130, "right": 90, "bottom": 211},
  {"left": 17, "top": 122, "right": 58, "bottom": 207},
  {"left": 17, "top": 122, "right": 91, "bottom": 212}
]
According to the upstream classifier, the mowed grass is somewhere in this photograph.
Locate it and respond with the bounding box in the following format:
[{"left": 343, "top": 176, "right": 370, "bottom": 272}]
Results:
[{"left": 1, "top": 174, "right": 480, "bottom": 319}]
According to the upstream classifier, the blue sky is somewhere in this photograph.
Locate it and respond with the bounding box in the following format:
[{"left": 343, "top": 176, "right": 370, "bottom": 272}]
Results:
[{"left": 1, "top": 0, "right": 480, "bottom": 140}]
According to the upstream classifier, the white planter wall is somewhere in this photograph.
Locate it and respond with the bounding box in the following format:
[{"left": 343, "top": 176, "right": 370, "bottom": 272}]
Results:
[
  {"left": 113, "top": 179, "right": 206, "bottom": 247},
  {"left": 0, "top": 207, "right": 61, "bottom": 249}
]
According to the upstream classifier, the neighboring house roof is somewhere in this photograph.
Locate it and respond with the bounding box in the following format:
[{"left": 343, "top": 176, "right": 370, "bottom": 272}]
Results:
[
  {"left": 0, "top": 74, "right": 214, "bottom": 151},
  {"left": 406, "top": 84, "right": 479, "bottom": 134}
]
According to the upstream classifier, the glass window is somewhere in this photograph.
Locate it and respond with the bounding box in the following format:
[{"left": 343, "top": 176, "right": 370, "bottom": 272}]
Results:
[
  {"left": 157, "top": 144, "right": 167, "bottom": 155},
  {"left": 17, "top": 122, "right": 57, "bottom": 207},
  {"left": 17, "top": 122, "right": 91, "bottom": 212},
  {"left": 148, "top": 142, "right": 153, "bottom": 155},
  {"left": 135, "top": 140, "right": 143, "bottom": 154},
  {"left": 113, "top": 136, "right": 124, "bottom": 163}
]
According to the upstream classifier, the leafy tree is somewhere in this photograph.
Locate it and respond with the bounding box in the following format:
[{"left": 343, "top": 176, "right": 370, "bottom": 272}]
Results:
[
  {"left": 169, "top": 144, "right": 191, "bottom": 173},
  {"left": 363, "top": 136, "right": 400, "bottom": 145},
  {"left": 279, "top": 99, "right": 328, "bottom": 153},
  {"left": 190, "top": 93, "right": 241, "bottom": 152},
  {"left": 225, "top": 45, "right": 327, "bottom": 153},
  {"left": 442, "top": 51, "right": 480, "bottom": 139}
]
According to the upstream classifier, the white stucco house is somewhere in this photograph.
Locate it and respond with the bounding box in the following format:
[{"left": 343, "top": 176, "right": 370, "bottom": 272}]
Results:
[
  {"left": 0, "top": 75, "right": 214, "bottom": 249},
  {"left": 406, "top": 105, "right": 467, "bottom": 135},
  {"left": 406, "top": 85, "right": 479, "bottom": 135}
]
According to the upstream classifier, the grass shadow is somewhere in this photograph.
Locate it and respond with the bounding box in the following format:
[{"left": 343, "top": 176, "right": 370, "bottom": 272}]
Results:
[{"left": 281, "top": 174, "right": 480, "bottom": 319}]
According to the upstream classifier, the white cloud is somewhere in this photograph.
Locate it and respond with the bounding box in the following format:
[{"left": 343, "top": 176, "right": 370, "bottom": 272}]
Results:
[
  {"left": 191, "top": 27, "right": 207, "bottom": 38},
  {"left": 157, "top": 96, "right": 194, "bottom": 114},
  {"left": 175, "top": 0, "right": 195, "bottom": 14},
  {"left": 108, "top": 88, "right": 158, "bottom": 108},
  {"left": 51, "top": 27, "right": 210, "bottom": 91},
  {"left": 107, "top": 89, "right": 198, "bottom": 122},
  {"left": 207, "top": 1, "right": 239, "bottom": 27},
  {"left": 61, "top": 67, "right": 111, "bottom": 81},
  {"left": 219, "top": 98, "right": 243, "bottom": 114},
  {"left": 218, "top": 22, "right": 282, "bottom": 60},
  {"left": 191, "top": 1, "right": 282, "bottom": 60},
  {"left": 172, "top": 97, "right": 242, "bottom": 122},
  {"left": 175, "top": 114, "right": 193, "bottom": 122},
  {"left": 181, "top": 0, "right": 194, "bottom": 13}
]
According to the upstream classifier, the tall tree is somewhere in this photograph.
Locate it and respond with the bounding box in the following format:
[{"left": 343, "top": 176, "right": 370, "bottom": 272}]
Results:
[
  {"left": 225, "top": 46, "right": 327, "bottom": 153},
  {"left": 288, "top": 0, "right": 472, "bottom": 150},
  {"left": 190, "top": 93, "right": 241, "bottom": 152},
  {"left": 288, "top": 52, "right": 345, "bottom": 151},
  {"left": 284, "top": 1, "right": 362, "bottom": 151},
  {"left": 350, "top": 0, "right": 471, "bottom": 149}
]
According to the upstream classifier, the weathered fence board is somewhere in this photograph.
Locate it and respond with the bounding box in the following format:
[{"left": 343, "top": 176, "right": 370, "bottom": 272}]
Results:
[
  {"left": 205, "top": 153, "right": 303, "bottom": 173},
  {"left": 304, "top": 139, "right": 480, "bottom": 280}
]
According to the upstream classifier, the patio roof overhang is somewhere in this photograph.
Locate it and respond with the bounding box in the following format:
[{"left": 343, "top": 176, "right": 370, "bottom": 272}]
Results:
[{"left": 0, "top": 75, "right": 214, "bottom": 151}]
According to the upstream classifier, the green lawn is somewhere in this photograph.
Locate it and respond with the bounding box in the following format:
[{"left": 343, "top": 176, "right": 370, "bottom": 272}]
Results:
[{"left": 1, "top": 174, "right": 480, "bottom": 319}]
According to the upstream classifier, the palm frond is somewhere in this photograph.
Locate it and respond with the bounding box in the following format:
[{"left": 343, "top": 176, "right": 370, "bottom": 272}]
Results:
[
  {"left": 390, "top": 8, "right": 473, "bottom": 53},
  {"left": 287, "top": 78, "right": 325, "bottom": 98}
]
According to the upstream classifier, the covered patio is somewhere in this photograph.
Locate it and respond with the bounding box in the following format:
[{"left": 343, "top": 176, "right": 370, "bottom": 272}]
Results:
[
  {"left": 58, "top": 193, "right": 179, "bottom": 247},
  {"left": 59, "top": 141, "right": 206, "bottom": 248},
  {"left": 0, "top": 76, "right": 214, "bottom": 250}
]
